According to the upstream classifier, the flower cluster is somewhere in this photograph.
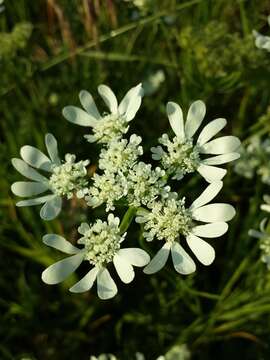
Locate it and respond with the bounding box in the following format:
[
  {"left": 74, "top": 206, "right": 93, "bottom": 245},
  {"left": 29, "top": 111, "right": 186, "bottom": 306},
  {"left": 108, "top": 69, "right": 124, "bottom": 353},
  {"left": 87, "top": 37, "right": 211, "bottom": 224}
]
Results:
[
  {"left": 11, "top": 83, "right": 240, "bottom": 300},
  {"left": 90, "top": 344, "right": 191, "bottom": 360},
  {"left": 234, "top": 134, "right": 270, "bottom": 185}
]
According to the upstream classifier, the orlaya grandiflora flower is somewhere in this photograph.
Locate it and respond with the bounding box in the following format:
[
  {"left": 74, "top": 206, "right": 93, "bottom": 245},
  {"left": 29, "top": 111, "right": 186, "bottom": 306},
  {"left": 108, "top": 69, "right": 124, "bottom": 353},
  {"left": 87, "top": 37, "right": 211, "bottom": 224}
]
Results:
[
  {"left": 62, "top": 83, "right": 144, "bottom": 144},
  {"left": 11, "top": 133, "right": 89, "bottom": 220},
  {"left": 136, "top": 181, "right": 235, "bottom": 275},
  {"left": 42, "top": 214, "right": 150, "bottom": 300},
  {"left": 151, "top": 101, "right": 241, "bottom": 182}
]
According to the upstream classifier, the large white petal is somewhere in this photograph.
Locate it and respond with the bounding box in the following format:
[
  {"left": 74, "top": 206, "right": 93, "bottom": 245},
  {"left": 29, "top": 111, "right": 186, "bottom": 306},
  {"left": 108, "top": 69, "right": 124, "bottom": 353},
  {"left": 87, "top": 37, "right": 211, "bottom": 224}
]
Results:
[
  {"left": 16, "top": 194, "right": 55, "bottom": 207},
  {"left": 185, "top": 100, "right": 206, "bottom": 138},
  {"left": 45, "top": 133, "right": 61, "bottom": 165},
  {"left": 113, "top": 253, "right": 135, "bottom": 284},
  {"left": 98, "top": 85, "right": 118, "bottom": 114},
  {"left": 119, "top": 83, "right": 144, "bottom": 121},
  {"left": 197, "top": 164, "right": 227, "bottom": 183},
  {"left": 192, "top": 222, "right": 228, "bottom": 238},
  {"left": 143, "top": 243, "right": 171, "bottom": 274},
  {"left": 69, "top": 267, "right": 99, "bottom": 293},
  {"left": 20, "top": 146, "right": 53, "bottom": 172},
  {"left": 117, "top": 248, "right": 150, "bottom": 267},
  {"left": 191, "top": 203, "right": 236, "bottom": 222},
  {"left": 12, "top": 158, "right": 48, "bottom": 182},
  {"left": 40, "top": 195, "right": 62, "bottom": 220},
  {"left": 166, "top": 102, "right": 185, "bottom": 140},
  {"left": 186, "top": 234, "right": 215, "bottom": 266},
  {"left": 203, "top": 152, "right": 240, "bottom": 165},
  {"left": 199, "top": 136, "right": 241, "bottom": 155},
  {"left": 190, "top": 181, "right": 223, "bottom": 210},
  {"left": 62, "top": 106, "right": 98, "bottom": 127},
  {"left": 41, "top": 252, "right": 85, "bottom": 285},
  {"left": 11, "top": 181, "right": 49, "bottom": 197},
  {"left": 42, "top": 234, "right": 80, "bottom": 254},
  {"left": 171, "top": 242, "right": 196, "bottom": 274},
  {"left": 197, "top": 118, "right": 227, "bottom": 146},
  {"left": 97, "top": 268, "right": 118, "bottom": 300},
  {"left": 79, "top": 90, "right": 101, "bottom": 120}
]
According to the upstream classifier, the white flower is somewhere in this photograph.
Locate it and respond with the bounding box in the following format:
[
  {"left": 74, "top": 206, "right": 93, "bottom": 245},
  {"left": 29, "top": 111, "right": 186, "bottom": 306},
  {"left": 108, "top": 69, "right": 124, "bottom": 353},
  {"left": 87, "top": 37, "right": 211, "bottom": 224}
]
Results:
[
  {"left": 253, "top": 17, "right": 270, "bottom": 52},
  {"left": 42, "top": 214, "right": 150, "bottom": 299},
  {"left": 90, "top": 355, "right": 117, "bottom": 360},
  {"left": 234, "top": 136, "right": 270, "bottom": 184},
  {"left": 62, "top": 84, "right": 144, "bottom": 144},
  {"left": 143, "top": 70, "right": 165, "bottom": 96},
  {"left": 11, "top": 133, "right": 89, "bottom": 220},
  {"left": 261, "top": 195, "right": 270, "bottom": 213},
  {"left": 136, "top": 181, "right": 235, "bottom": 274},
  {"left": 126, "top": 162, "right": 171, "bottom": 208},
  {"left": 86, "top": 171, "right": 128, "bottom": 211},
  {"left": 99, "top": 134, "right": 143, "bottom": 174},
  {"left": 249, "top": 218, "right": 270, "bottom": 269},
  {"left": 0, "top": 0, "right": 4, "bottom": 13},
  {"left": 151, "top": 101, "right": 240, "bottom": 182}
]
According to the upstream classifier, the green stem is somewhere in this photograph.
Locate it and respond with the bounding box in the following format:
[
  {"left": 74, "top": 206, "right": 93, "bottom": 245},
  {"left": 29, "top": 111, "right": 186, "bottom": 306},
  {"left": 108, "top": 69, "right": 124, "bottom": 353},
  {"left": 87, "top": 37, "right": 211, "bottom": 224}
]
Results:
[{"left": 119, "top": 207, "right": 137, "bottom": 234}]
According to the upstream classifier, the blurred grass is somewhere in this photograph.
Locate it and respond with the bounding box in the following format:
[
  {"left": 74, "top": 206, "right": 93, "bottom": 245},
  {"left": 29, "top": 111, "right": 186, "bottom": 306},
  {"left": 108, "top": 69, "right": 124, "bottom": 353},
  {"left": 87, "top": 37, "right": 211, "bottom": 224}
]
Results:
[{"left": 1, "top": 0, "right": 270, "bottom": 359}]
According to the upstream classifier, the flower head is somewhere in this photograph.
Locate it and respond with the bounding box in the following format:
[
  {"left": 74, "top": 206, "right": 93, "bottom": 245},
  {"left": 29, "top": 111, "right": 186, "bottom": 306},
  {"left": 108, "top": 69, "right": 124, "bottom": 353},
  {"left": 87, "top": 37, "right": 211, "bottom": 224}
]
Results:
[
  {"left": 151, "top": 101, "right": 240, "bottom": 182},
  {"left": 126, "top": 162, "right": 170, "bottom": 207},
  {"left": 62, "top": 84, "right": 144, "bottom": 144},
  {"left": 11, "top": 133, "right": 89, "bottom": 220},
  {"left": 86, "top": 171, "right": 128, "bottom": 211},
  {"left": 99, "top": 134, "right": 143, "bottom": 174},
  {"left": 42, "top": 214, "right": 150, "bottom": 299},
  {"left": 136, "top": 181, "right": 235, "bottom": 274}
]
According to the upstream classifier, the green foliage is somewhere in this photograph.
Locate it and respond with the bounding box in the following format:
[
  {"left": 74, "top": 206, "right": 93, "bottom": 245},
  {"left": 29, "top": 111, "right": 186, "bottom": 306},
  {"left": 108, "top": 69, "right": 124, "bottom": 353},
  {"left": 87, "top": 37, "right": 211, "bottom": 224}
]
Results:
[{"left": 1, "top": 0, "right": 270, "bottom": 359}]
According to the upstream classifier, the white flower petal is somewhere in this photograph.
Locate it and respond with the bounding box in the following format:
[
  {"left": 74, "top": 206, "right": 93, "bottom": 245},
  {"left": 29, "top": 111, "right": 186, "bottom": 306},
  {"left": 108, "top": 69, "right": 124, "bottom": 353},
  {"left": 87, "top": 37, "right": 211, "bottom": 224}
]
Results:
[
  {"left": 143, "top": 243, "right": 171, "bottom": 274},
  {"left": 119, "top": 83, "right": 144, "bottom": 121},
  {"left": 171, "top": 242, "right": 196, "bottom": 274},
  {"left": 197, "top": 164, "right": 227, "bottom": 183},
  {"left": 190, "top": 181, "right": 223, "bottom": 210},
  {"left": 166, "top": 102, "right": 185, "bottom": 140},
  {"left": 42, "top": 252, "right": 85, "bottom": 285},
  {"left": 192, "top": 222, "right": 228, "bottom": 238},
  {"left": 117, "top": 248, "right": 150, "bottom": 267},
  {"left": 113, "top": 253, "right": 135, "bottom": 284},
  {"left": 79, "top": 90, "right": 101, "bottom": 120},
  {"left": 203, "top": 152, "right": 240, "bottom": 165},
  {"left": 16, "top": 194, "right": 55, "bottom": 207},
  {"left": 191, "top": 203, "right": 236, "bottom": 222},
  {"left": 261, "top": 204, "right": 270, "bottom": 213},
  {"left": 98, "top": 85, "right": 118, "bottom": 114},
  {"left": 11, "top": 181, "right": 49, "bottom": 197},
  {"left": 62, "top": 106, "right": 98, "bottom": 127},
  {"left": 69, "top": 267, "right": 99, "bottom": 293},
  {"left": 199, "top": 136, "right": 241, "bottom": 155},
  {"left": 42, "top": 234, "right": 80, "bottom": 254},
  {"left": 186, "top": 234, "right": 215, "bottom": 266},
  {"left": 197, "top": 118, "right": 227, "bottom": 146},
  {"left": 20, "top": 145, "right": 53, "bottom": 172},
  {"left": 97, "top": 268, "right": 118, "bottom": 300},
  {"left": 40, "top": 195, "right": 62, "bottom": 220},
  {"left": 45, "top": 133, "right": 61, "bottom": 165},
  {"left": 185, "top": 100, "right": 206, "bottom": 138},
  {"left": 11, "top": 158, "right": 48, "bottom": 182}
]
